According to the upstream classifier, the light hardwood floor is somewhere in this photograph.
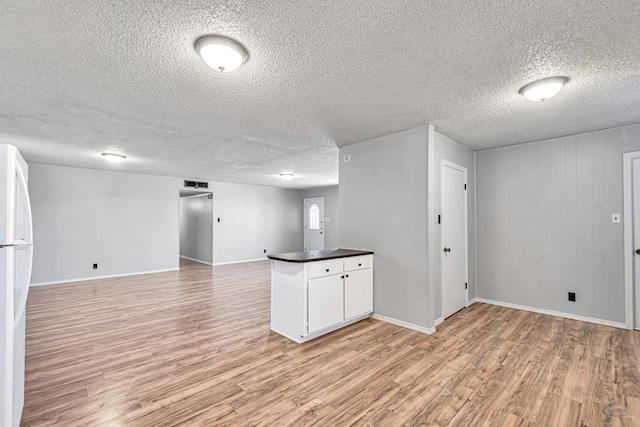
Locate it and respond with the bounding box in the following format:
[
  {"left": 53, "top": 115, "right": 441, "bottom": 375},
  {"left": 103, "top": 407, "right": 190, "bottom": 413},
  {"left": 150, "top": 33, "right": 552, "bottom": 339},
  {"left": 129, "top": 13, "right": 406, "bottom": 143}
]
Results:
[{"left": 23, "top": 259, "right": 640, "bottom": 426}]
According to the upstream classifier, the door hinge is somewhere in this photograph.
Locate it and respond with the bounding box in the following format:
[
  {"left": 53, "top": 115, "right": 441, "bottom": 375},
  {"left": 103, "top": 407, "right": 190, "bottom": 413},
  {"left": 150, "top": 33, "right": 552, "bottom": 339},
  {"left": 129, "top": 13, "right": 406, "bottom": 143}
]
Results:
[
  {"left": 306, "top": 323, "right": 309, "bottom": 333},
  {"left": 465, "top": 282, "right": 468, "bottom": 289},
  {"left": 438, "top": 214, "right": 441, "bottom": 224},
  {"left": 464, "top": 183, "right": 467, "bottom": 190}
]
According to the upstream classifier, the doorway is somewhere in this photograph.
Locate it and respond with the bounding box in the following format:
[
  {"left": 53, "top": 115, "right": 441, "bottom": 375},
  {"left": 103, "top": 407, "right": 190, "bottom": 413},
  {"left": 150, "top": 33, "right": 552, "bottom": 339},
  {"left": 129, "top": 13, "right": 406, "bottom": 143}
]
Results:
[
  {"left": 441, "top": 160, "right": 468, "bottom": 319},
  {"left": 179, "top": 191, "right": 213, "bottom": 265},
  {"left": 304, "top": 197, "right": 325, "bottom": 251},
  {"left": 623, "top": 152, "right": 640, "bottom": 329}
]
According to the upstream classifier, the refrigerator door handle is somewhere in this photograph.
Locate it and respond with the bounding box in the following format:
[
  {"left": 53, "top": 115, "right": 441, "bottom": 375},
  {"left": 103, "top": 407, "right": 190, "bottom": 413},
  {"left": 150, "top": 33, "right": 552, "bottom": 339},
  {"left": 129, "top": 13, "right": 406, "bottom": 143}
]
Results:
[
  {"left": 13, "top": 163, "right": 33, "bottom": 326},
  {"left": 14, "top": 162, "right": 33, "bottom": 245},
  {"left": 13, "top": 246, "right": 32, "bottom": 326}
]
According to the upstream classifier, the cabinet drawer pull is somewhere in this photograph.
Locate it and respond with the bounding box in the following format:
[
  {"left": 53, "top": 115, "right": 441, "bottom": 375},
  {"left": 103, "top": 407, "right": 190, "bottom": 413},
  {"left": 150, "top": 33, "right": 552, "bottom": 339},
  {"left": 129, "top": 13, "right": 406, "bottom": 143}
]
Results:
[
  {"left": 346, "top": 274, "right": 349, "bottom": 278},
  {"left": 358, "top": 263, "right": 362, "bottom": 267},
  {"left": 325, "top": 268, "right": 330, "bottom": 272}
]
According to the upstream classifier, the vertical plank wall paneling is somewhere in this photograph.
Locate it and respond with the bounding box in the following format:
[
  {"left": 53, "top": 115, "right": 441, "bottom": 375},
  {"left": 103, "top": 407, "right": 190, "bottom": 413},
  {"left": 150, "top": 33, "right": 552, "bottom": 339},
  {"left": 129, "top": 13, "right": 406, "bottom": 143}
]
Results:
[{"left": 476, "top": 124, "right": 640, "bottom": 323}]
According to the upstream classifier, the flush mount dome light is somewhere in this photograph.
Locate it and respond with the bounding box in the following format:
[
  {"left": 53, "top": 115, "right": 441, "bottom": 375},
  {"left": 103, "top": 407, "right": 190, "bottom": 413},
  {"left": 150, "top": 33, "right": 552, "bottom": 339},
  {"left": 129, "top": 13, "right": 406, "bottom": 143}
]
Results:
[
  {"left": 195, "top": 35, "right": 248, "bottom": 72},
  {"left": 102, "top": 153, "right": 127, "bottom": 163},
  {"left": 279, "top": 173, "right": 294, "bottom": 181},
  {"left": 519, "top": 76, "right": 569, "bottom": 102}
]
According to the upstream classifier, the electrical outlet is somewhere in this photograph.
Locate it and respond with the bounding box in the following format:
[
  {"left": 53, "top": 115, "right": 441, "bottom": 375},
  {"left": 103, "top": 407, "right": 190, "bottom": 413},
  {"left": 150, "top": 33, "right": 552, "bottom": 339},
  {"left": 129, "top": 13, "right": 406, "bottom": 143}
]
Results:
[
  {"left": 93, "top": 263, "right": 98, "bottom": 270},
  {"left": 568, "top": 292, "right": 576, "bottom": 302}
]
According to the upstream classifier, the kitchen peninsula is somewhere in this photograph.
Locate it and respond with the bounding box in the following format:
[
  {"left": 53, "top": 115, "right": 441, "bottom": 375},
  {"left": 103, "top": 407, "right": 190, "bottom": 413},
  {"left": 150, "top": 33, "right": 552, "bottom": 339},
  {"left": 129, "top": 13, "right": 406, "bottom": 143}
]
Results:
[{"left": 268, "top": 249, "right": 374, "bottom": 343}]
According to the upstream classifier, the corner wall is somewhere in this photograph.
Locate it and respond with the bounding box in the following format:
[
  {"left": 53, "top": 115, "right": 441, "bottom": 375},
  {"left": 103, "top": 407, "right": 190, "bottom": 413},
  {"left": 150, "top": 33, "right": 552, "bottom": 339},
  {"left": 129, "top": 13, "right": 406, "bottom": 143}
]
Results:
[
  {"left": 29, "top": 164, "right": 180, "bottom": 284},
  {"left": 476, "top": 124, "right": 640, "bottom": 324},
  {"left": 29, "top": 164, "right": 303, "bottom": 284},
  {"left": 339, "top": 126, "right": 430, "bottom": 330}
]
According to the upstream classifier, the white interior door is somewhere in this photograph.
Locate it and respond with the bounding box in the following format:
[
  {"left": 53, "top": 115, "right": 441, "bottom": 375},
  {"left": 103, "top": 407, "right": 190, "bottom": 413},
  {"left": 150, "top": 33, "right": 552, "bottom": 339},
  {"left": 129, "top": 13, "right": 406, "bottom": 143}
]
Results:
[
  {"left": 441, "top": 161, "right": 468, "bottom": 319},
  {"left": 304, "top": 198, "right": 325, "bottom": 251},
  {"left": 632, "top": 158, "right": 640, "bottom": 329}
]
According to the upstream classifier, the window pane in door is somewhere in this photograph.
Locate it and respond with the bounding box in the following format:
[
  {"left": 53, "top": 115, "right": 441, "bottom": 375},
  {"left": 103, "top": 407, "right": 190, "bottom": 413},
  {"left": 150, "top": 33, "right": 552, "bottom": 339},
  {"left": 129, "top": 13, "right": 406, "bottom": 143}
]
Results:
[{"left": 309, "top": 204, "right": 320, "bottom": 230}]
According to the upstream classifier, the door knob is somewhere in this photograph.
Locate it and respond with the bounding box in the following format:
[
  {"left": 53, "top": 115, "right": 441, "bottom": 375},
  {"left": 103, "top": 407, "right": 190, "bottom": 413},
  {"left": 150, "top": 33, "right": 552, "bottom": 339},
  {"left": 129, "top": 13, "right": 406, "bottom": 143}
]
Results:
[
  {"left": 636, "top": 249, "right": 640, "bottom": 255},
  {"left": 443, "top": 247, "right": 451, "bottom": 253}
]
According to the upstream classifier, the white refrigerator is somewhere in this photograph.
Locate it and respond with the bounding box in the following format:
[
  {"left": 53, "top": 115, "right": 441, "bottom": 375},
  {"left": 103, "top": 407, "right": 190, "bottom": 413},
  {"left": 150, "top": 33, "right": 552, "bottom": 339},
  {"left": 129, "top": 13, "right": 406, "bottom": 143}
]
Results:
[{"left": 0, "top": 144, "right": 33, "bottom": 427}]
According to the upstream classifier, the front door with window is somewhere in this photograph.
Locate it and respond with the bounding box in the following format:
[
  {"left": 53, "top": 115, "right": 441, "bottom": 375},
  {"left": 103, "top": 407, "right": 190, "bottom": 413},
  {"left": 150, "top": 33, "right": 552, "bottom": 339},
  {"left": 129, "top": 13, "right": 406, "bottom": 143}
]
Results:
[{"left": 304, "top": 197, "right": 325, "bottom": 251}]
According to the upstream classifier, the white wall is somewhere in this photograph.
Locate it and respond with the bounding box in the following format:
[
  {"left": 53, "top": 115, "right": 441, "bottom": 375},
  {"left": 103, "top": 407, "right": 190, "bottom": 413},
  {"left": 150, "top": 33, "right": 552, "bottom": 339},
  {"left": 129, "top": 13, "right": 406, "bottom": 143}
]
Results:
[
  {"left": 211, "top": 182, "right": 302, "bottom": 264},
  {"left": 179, "top": 195, "right": 213, "bottom": 264},
  {"left": 302, "top": 186, "right": 339, "bottom": 249},
  {"left": 340, "top": 126, "right": 430, "bottom": 329},
  {"left": 29, "top": 164, "right": 304, "bottom": 284},
  {"left": 29, "top": 164, "right": 180, "bottom": 284},
  {"left": 433, "top": 131, "right": 476, "bottom": 320},
  {"left": 476, "top": 124, "right": 640, "bottom": 324}
]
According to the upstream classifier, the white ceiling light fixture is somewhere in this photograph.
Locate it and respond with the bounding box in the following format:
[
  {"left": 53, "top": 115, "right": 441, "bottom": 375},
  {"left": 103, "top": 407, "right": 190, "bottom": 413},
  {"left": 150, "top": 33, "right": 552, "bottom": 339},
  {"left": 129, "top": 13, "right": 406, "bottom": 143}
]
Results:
[
  {"left": 519, "top": 76, "right": 569, "bottom": 102},
  {"left": 102, "top": 153, "right": 127, "bottom": 163},
  {"left": 195, "top": 35, "right": 248, "bottom": 73},
  {"left": 279, "top": 173, "right": 294, "bottom": 181}
]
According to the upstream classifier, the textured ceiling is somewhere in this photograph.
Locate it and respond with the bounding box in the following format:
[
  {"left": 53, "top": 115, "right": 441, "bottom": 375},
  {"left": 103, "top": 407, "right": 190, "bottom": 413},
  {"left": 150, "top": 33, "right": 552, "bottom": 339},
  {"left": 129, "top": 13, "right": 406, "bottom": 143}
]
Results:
[{"left": 1, "top": 1, "right": 639, "bottom": 188}]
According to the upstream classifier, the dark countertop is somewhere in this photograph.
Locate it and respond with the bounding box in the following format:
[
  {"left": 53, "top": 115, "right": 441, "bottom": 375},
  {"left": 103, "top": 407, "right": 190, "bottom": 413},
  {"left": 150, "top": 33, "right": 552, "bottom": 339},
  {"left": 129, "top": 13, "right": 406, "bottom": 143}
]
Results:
[{"left": 267, "top": 248, "right": 374, "bottom": 263}]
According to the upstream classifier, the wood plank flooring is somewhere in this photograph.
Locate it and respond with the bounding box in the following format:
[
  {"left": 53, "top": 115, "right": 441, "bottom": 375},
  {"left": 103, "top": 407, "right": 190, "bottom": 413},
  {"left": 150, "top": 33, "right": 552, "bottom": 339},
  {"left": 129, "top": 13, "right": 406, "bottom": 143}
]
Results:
[{"left": 23, "top": 259, "right": 640, "bottom": 426}]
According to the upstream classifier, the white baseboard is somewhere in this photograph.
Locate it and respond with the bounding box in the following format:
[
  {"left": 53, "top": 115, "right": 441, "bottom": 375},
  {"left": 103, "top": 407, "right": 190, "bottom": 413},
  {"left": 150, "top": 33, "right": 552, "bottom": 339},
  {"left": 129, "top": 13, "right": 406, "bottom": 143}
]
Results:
[
  {"left": 371, "top": 313, "right": 435, "bottom": 335},
  {"left": 212, "top": 258, "right": 267, "bottom": 266},
  {"left": 180, "top": 255, "right": 213, "bottom": 266},
  {"left": 466, "top": 297, "right": 477, "bottom": 306},
  {"left": 30, "top": 267, "right": 180, "bottom": 287},
  {"left": 475, "top": 298, "right": 627, "bottom": 329}
]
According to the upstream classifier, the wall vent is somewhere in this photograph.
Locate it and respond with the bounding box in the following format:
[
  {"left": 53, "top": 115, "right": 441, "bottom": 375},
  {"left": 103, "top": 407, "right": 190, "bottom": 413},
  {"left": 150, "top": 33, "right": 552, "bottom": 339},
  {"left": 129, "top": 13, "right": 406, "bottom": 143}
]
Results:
[{"left": 184, "top": 180, "right": 209, "bottom": 189}]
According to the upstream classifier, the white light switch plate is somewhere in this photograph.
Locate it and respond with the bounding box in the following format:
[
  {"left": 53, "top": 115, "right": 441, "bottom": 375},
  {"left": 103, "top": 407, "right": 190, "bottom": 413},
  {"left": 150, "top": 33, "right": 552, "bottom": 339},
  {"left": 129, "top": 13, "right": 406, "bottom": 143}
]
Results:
[{"left": 612, "top": 214, "right": 621, "bottom": 224}]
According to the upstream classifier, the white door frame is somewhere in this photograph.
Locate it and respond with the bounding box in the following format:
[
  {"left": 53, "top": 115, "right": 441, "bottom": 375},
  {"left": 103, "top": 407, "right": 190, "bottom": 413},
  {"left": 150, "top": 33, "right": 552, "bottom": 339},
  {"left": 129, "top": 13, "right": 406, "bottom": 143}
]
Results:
[
  {"left": 622, "top": 151, "right": 640, "bottom": 330},
  {"left": 178, "top": 191, "right": 214, "bottom": 266},
  {"left": 440, "top": 159, "right": 469, "bottom": 318}
]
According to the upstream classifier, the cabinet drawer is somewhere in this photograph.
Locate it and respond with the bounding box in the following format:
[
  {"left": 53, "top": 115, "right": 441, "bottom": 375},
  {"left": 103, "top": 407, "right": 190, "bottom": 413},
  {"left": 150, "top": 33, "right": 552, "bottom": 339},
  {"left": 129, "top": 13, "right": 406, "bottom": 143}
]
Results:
[
  {"left": 344, "top": 255, "right": 373, "bottom": 272},
  {"left": 307, "top": 261, "right": 343, "bottom": 279}
]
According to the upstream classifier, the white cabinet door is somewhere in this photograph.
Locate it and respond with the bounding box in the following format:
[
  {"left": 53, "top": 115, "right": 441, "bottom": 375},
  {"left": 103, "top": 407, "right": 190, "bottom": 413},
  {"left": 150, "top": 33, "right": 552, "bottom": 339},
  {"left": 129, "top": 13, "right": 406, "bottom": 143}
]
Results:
[
  {"left": 344, "top": 268, "right": 373, "bottom": 319},
  {"left": 307, "top": 274, "right": 343, "bottom": 334}
]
